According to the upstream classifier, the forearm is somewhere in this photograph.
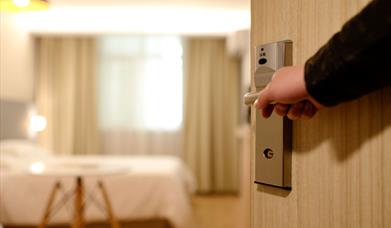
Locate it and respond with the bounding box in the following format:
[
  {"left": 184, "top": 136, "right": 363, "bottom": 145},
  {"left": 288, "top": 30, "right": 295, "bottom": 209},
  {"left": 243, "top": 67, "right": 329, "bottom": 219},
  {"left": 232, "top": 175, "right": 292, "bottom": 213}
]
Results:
[{"left": 304, "top": 0, "right": 391, "bottom": 106}]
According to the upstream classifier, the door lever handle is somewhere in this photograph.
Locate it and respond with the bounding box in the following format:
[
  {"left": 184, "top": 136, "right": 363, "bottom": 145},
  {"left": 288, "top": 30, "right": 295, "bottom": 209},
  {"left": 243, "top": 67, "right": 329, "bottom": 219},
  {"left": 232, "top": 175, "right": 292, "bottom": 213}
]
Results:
[
  {"left": 244, "top": 92, "right": 276, "bottom": 106},
  {"left": 243, "top": 92, "right": 260, "bottom": 106}
]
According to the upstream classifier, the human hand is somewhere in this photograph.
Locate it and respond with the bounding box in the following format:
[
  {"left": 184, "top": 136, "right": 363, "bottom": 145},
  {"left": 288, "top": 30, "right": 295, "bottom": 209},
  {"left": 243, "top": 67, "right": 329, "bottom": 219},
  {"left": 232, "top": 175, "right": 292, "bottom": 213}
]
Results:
[{"left": 255, "top": 65, "right": 323, "bottom": 120}]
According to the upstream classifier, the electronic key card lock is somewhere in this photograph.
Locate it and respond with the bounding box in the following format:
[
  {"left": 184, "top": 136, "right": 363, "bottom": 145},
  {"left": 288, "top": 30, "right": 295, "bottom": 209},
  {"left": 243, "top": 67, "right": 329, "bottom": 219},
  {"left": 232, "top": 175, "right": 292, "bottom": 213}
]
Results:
[{"left": 244, "top": 40, "right": 293, "bottom": 190}]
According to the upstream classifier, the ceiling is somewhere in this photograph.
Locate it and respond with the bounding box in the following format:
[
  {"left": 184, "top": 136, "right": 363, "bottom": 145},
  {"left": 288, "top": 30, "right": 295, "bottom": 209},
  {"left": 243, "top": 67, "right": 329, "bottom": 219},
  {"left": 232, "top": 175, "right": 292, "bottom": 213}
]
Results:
[
  {"left": 50, "top": 0, "right": 250, "bottom": 10},
  {"left": 14, "top": 0, "right": 250, "bottom": 35}
]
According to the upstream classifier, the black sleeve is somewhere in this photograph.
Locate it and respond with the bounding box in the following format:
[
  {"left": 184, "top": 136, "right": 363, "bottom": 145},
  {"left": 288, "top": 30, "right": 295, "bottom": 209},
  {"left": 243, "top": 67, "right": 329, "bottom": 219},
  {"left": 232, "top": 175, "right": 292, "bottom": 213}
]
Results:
[{"left": 304, "top": 0, "right": 391, "bottom": 107}]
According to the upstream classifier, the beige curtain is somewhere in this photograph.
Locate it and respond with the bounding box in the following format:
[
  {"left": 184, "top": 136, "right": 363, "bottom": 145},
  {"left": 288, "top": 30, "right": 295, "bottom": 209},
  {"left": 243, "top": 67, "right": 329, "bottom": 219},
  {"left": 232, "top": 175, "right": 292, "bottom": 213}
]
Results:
[
  {"left": 35, "top": 37, "right": 99, "bottom": 155},
  {"left": 183, "top": 38, "right": 240, "bottom": 193},
  {"left": 100, "top": 130, "right": 182, "bottom": 156}
]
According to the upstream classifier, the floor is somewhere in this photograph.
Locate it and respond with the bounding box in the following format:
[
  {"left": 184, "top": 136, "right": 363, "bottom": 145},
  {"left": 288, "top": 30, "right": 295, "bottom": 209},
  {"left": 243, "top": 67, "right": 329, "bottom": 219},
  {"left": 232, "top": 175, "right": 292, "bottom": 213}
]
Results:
[
  {"left": 191, "top": 195, "right": 243, "bottom": 228},
  {"left": 3, "top": 196, "right": 245, "bottom": 228}
]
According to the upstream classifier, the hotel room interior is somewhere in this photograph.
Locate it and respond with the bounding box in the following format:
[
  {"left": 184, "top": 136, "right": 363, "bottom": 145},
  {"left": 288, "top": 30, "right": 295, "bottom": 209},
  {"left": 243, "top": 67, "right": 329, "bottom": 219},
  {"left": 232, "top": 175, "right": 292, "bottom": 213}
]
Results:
[
  {"left": 2, "top": 0, "right": 391, "bottom": 228},
  {"left": 0, "top": 0, "right": 251, "bottom": 228}
]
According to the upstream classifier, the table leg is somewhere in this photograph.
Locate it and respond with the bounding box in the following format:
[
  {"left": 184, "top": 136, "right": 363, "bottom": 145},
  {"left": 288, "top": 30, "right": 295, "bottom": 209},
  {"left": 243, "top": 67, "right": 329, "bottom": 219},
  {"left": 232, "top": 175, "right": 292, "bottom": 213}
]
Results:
[
  {"left": 72, "top": 176, "right": 85, "bottom": 228},
  {"left": 38, "top": 182, "right": 61, "bottom": 228},
  {"left": 98, "top": 181, "right": 120, "bottom": 228}
]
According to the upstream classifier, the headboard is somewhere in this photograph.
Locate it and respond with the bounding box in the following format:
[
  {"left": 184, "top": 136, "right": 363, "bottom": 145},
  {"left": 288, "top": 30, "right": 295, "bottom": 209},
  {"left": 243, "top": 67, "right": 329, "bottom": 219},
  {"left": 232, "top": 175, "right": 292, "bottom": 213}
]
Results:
[{"left": 0, "top": 99, "right": 32, "bottom": 140}]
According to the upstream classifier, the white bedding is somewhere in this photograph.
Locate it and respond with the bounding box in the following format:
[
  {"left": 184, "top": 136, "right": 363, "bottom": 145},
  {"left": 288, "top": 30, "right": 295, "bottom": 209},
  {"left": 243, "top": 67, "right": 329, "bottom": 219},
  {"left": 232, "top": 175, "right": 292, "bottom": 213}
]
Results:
[{"left": 0, "top": 143, "right": 195, "bottom": 228}]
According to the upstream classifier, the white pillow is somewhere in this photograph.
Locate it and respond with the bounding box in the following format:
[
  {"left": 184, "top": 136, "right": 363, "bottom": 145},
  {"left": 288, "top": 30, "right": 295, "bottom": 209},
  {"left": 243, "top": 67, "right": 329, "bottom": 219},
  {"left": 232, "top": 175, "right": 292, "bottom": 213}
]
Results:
[{"left": 0, "top": 139, "right": 50, "bottom": 159}]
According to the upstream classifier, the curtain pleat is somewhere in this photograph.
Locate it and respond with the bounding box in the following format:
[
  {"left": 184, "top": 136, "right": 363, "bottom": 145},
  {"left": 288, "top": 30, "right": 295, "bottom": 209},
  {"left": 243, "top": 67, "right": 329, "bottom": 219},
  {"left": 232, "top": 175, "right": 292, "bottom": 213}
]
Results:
[
  {"left": 183, "top": 38, "right": 240, "bottom": 193},
  {"left": 35, "top": 37, "right": 99, "bottom": 155}
]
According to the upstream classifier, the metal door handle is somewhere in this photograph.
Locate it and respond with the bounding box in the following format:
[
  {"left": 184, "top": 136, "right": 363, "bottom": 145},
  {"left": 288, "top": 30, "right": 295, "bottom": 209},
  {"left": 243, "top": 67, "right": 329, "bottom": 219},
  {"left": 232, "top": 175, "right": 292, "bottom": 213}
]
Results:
[
  {"left": 244, "top": 92, "right": 277, "bottom": 106},
  {"left": 250, "top": 40, "right": 293, "bottom": 190},
  {"left": 243, "top": 92, "right": 260, "bottom": 106}
]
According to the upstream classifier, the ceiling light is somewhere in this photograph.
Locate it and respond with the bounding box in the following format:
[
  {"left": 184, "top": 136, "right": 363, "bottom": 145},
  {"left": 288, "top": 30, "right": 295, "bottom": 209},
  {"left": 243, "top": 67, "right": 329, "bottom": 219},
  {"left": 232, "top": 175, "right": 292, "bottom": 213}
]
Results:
[{"left": 0, "top": 0, "right": 49, "bottom": 12}]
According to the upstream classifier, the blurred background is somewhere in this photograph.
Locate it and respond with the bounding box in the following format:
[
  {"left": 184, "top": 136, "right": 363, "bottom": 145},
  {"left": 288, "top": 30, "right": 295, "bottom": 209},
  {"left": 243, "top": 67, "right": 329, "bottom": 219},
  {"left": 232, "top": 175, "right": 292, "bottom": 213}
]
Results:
[{"left": 0, "top": 1, "right": 251, "bottom": 228}]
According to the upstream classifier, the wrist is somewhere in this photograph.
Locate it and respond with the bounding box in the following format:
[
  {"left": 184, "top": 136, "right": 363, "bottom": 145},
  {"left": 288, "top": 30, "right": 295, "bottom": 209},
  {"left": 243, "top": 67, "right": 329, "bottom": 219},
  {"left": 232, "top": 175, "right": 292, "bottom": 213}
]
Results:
[{"left": 302, "top": 64, "right": 325, "bottom": 109}]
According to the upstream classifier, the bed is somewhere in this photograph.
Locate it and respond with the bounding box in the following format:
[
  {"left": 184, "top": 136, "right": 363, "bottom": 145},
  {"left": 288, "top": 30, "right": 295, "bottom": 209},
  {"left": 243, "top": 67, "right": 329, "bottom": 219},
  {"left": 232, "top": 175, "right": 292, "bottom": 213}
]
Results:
[{"left": 0, "top": 140, "right": 195, "bottom": 228}]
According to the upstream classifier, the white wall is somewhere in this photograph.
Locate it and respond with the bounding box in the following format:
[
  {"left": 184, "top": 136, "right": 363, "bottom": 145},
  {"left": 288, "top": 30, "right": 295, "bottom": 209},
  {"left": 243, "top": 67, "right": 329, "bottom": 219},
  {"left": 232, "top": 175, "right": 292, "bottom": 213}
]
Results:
[
  {"left": 0, "top": 13, "right": 34, "bottom": 102},
  {"left": 227, "top": 30, "right": 250, "bottom": 123}
]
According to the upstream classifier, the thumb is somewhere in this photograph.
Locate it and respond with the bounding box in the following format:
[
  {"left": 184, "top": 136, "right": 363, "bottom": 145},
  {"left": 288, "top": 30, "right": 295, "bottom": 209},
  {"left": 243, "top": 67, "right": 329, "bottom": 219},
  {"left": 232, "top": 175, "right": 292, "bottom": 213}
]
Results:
[{"left": 255, "top": 85, "right": 273, "bottom": 110}]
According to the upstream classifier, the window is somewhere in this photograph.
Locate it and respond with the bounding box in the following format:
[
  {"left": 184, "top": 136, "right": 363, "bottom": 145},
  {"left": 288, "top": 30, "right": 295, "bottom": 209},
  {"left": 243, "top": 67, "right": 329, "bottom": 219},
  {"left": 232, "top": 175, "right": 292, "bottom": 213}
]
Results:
[{"left": 97, "top": 36, "right": 183, "bottom": 131}]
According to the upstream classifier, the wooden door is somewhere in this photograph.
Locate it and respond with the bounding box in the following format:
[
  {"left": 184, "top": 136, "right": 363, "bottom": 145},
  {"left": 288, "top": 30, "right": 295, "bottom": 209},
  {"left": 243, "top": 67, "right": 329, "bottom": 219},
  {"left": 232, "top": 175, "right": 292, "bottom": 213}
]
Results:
[{"left": 251, "top": 1, "right": 391, "bottom": 228}]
